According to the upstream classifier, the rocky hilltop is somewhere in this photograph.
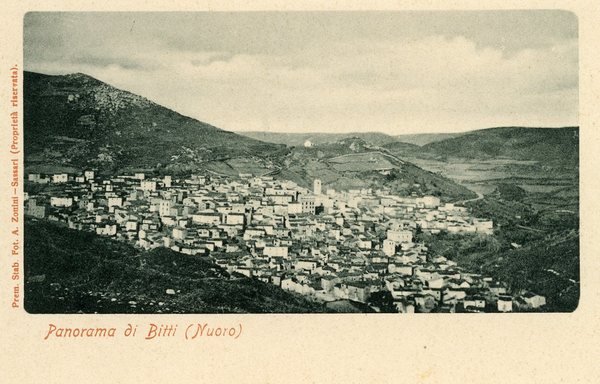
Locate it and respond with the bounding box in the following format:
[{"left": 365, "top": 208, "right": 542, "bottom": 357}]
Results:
[{"left": 24, "top": 71, "right": 286, "bottom": 173}]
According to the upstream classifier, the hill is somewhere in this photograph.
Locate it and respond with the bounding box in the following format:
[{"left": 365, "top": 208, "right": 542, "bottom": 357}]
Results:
[
  {"left": 239, "top": 126, "right": 580, "bottom": 167},
  {"left": 380, "top": 140, "right": 422, "bottom": 154},
  {"left": 274, "top": 137, "right": 477, "bottom": 201},
  {"left": 418, "top": 127, "right": 579, "bottom": 164},
  {"left": 237, "top": 131, "right": 400, "bottom": 147},
  {"left": 24, "top": 71, "right": 476, "bottom": 201},
  {"left": 491, "top": 183, "right": 528, "bottom": 202},
  {"left": 393, "top": 132, "right": 464, "bottom": 146},
  {"left": 24, "top": 71, "right": 287, "bottom": 173},
  {"left": 24, "top": 219, "right": 324, "bottom": 314},
  {"left": 237, "top": 131, "right": 464, "bottom": 148},
  {"left": 419, "top": 229, "right": 579, "bottom": 312}
]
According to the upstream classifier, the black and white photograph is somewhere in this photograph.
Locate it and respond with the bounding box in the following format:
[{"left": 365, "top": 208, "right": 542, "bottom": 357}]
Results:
[{"left": 22, "top": 11, "right": 579, "bottom": 314}]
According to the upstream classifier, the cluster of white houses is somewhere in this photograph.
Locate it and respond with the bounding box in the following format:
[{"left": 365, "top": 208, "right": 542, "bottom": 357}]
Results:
[{"left": 25, "top": 170, "right": 547, "bottom": 313}]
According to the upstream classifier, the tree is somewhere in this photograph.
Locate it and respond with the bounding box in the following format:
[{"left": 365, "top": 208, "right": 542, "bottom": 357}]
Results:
[{"left": 368, "top": 290, "right": 397, "bottom": 313}]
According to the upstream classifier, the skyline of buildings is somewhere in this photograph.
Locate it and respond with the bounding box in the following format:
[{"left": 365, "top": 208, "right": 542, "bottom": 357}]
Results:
[{"left": 24, "top": 168, "right": 548, "bottom": 313}]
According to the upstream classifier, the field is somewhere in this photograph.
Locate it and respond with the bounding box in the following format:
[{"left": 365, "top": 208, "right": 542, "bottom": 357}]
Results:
[
  {"left": 273, "top": 147, "right": 476, "bottom": 201},
  {"left": 406, "top": 157, "right": 578, "bottom": 196},
  {"left": 327, "top": 152, "right": 398, "bottom": 172},
  {"left": 201, "top": 157, "right": 274, "bottom": 177}
]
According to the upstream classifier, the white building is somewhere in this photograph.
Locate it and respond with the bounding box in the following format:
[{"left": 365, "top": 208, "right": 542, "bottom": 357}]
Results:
[
  {"left": 383, "top": 239, "right": 398, "bottom": 256},
  {"left": 140, "top": 180, "right": 157, "bottom": 192},
  {"left": 52, "top": 173, "right": 68, "bottom": 183},
  {"left": 192, "top": 212, "right": 222, "bottom": 225},
  {"left": 225, "top": 213, "right": 245, "bottom": 225},
  {"left": 172, "top": 227, "right": 187, "bottom": 240},
  {"left": 263, "top": 246, "right": 288, "bottom": 258},
  {"left": 158, "top": 199, "right": 172, "bottom": 217},
  {"left": 522, "top": 293, "right": 546, "bottom": 309},
  {"left": 96, "top": 224, "right": 117, "bottom": 236},
  {"left": 84, "top": 170, "right": 95, "bottom": 181},
  {"left": 387, "top": 229, "right": 413, "bottom": 243},
  {"left": 418, "top": 195, "right": 441, "bottom": 209},
  {"left": 497, "top": 296, "right": 513, "bottom": 312},
  {"left": 108, "top": 197, "right": 123, "bottom": 208},
  {"left": 125, "top": 221, "right": 138, "bottom": 232},
  {"left": 298, "top": 195, "right": 316, "bottom": 214},
  {"left": 50, "top": 196, "right": 73, "bottom": 207},
  {"left": 287, "top": 203, "right": 303, "bottom": 215}
]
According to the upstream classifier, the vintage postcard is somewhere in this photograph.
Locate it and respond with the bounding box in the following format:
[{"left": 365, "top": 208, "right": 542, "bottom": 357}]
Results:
[{"left": 1, "top": 1, "right": 598, "bottom": 383}]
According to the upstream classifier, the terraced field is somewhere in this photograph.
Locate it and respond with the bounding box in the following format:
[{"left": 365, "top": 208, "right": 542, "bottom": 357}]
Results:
[{"left": 328, "top": 152, "right": 400, "bottom": 172}]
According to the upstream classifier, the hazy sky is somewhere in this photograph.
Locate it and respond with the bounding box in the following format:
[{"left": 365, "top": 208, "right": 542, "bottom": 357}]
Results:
[{"left": 24, "top": 11, "right": 578, "bottom": 134}]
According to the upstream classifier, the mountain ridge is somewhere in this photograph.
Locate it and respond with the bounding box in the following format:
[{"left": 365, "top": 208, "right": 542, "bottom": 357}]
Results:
[
  {"left": 417, "top": 126, "right": 579, "bottom": 164},
  {"left": 239, "top": 126, "right": 579, "bottom": 166},
  {"left": 24, "top": 71, "right": 481, "bottom": 201},
  {"left": 236, "top": 131, "right": 403, "bottom": 147},
  {"left": 24, "top": 71, "right": 287, "bottom": 172}
]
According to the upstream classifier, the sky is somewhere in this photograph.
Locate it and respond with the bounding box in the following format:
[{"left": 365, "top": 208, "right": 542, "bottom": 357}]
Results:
[{"left": 24, "top": 11, "right": 578, "bottom": 134}]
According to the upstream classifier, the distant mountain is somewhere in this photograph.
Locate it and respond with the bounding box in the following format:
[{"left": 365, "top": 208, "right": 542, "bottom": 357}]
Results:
[
  {"left": 418, "top": 127, "right": 579, "bottom": 164},
  {"left": 238, "top": 131, "right": 470, "bottom": 147},
  {"left": 380, "top": 141, "right": 422, "bottom": 154},
  {"left": 241, "top": 127, "right": 580, "bottom": 166},
  {"left": 394, "top": 132, "right": 465, "bottom": 146},
  {"left": 236, "top": 131, "right": 400, "bottom": 147},
  {"left": 24, "top": 71, "right": 286, "bottom": 172}
]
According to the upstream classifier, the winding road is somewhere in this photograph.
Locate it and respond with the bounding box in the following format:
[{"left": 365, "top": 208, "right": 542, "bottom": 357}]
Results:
[{"left": 453, "top": 191, "right": 484, "bottom": 205}]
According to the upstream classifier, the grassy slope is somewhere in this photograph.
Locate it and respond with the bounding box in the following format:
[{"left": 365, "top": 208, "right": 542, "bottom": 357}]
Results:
[
  {"left": 24, "top": 220, "right": 324, "bottom": 314},
  {"left": 417, "top": 189, "right": 579, "bottom": 312},
  {"left": 277, "top": 139, "right": 477, "bottom": 201},
  {"left": 393, "top": 132, "right": 465, "bottom": 146},
  {"left": 24, "top": 71, "right": 287, "bottom": 171},
  {"left": 419, "top": 127, "right": 579, "bottom": 163},
  {"left": 419, "top": 228, "right": 579, "bottom": 312}
]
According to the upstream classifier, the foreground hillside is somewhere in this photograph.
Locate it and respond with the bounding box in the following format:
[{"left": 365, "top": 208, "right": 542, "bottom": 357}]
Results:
[
  {"left": 419, "top": 217, "right": 579, "bottom": 312},
  {"left": 24, "top": 220, "right": 324, "bottom": 314},
  {"left": 416, "top": 180, "right": 579, "bottom": 313},
  {"left": 24, "top": 71, "right": 287, "bottom": 173}
]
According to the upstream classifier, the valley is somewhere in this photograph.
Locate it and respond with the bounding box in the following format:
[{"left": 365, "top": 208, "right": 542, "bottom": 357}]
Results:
[{"left": 23, "top": 70, "right": 580, "bottom": 313}]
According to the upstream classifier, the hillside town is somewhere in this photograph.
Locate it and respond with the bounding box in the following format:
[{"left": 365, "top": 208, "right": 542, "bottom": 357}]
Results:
[{"left": 25, "top": 170, "right": 547, "bottom": 313}]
